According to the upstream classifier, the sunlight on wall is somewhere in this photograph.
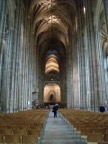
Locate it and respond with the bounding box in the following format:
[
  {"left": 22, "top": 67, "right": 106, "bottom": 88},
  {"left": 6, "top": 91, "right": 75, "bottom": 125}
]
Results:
[{"left": 44, "top": 84, "right": 61, "bottom": 102}]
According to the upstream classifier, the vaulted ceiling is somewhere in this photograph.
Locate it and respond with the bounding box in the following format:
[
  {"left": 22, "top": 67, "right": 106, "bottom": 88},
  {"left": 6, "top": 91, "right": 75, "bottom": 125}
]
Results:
[
  {"left": 29, "top": 0, "right": 77, "bottom": 52},
  {"left": 28, "top": 0, "right": 78, "bottom": 74}
]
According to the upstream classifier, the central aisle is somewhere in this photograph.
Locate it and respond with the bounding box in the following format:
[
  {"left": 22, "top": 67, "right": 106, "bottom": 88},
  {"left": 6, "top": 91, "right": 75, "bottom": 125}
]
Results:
[{"left": 39, "top": 111, "right": 87, "bottom": 144}]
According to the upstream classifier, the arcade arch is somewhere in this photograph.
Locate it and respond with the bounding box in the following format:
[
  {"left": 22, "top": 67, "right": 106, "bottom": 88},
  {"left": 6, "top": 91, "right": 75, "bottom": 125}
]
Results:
[{"left": 43, "top": 84, "right": 61, "bottom": 104}]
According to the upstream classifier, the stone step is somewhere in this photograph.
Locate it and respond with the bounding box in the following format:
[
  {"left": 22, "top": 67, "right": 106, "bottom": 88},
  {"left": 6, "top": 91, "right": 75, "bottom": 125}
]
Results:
[
  {"left": 43, "top": 133, "right": 81, "bottom": 138},
  {"left": 44, "top": 131, "right": 80, "bottom": 136},
  {"left": 39, "top": 111, "right": 87, "bottom": 144},
  {"left": 42, "top": 136, "right": 81, "bottom": 140},
  {"left": 41, "top": 139, "right": 87, "bottom": 144},
  {"left": 43, "top": 132, "right": 81, "bottom": 136}
]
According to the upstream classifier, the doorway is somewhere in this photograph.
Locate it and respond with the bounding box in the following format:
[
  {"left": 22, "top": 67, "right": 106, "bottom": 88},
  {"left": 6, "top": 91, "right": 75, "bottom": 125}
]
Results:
[{"left": 43, "top": 83, "right": 61, "bottom": 104}]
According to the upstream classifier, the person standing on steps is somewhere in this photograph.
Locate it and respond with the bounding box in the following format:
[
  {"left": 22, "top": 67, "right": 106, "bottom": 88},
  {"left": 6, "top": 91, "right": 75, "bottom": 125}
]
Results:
[{"left": 53, "top": 104, "right": 58, "bottom": 118}]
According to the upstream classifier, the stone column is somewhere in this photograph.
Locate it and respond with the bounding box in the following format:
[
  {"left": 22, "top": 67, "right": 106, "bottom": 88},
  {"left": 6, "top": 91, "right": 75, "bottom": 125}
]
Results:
[
  {"left": 76, "top": 2, "right": 89, "bottom": 109},
  {"left": 1, "top": 27, "right": 14, "bottom": 113},
  {"left": 83, "top": 9, "right": 91, "bottom": 110},
  {"left": 86, "top": 0, "right": 99, "bottom": 111},
  {"left": 103, "top": 0, "right": 108, "bottom": 102},
  {"left": 61, "top": 58, "right": 67, "bottom": 106},
  {"left": 21, "top": 0, "right": 34, "bottom": 111},
  {"left": 0, "top": 0, "right": 7, "bottom": 53},
  {"left": 77, "top": 5, "right": 84, "bottom": 109},
  {"left": 72, "top": 34, "right": 80, "bottom": 109},
  {"left": 0, "top": 0, "right": 7, "bottom": 110},
  {"left": 66, "top": 46, "right": 73, "bottom": 108},
  {"left": 27, "top": 18, "right": 33, "bottom": 110},
  {"left": 30, "top": 32, "right": 37, "bottom": 107},
  {"left": 10, "top": 0, "right": 22, "bottom": 113},
  {"left": 103, "top": 0, "right": 108, "bottom": 40},
  {"left": 0, "top": 0, "right": 19, "bottom": 113}
]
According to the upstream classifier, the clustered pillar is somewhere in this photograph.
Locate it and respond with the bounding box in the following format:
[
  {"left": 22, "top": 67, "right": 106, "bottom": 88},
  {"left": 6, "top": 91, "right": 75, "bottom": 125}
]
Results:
[
  {"left": 0, "top": 0, "right": 37, "bottom": 113},
  {"left": 66, "top": 0, "right": 108, "bottom": 111}
]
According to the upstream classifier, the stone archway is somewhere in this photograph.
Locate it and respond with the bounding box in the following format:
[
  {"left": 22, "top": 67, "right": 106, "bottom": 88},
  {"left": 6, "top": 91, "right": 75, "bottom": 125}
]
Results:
[{"left": 43, "top": 84, "right": 61, "bottom": 103}]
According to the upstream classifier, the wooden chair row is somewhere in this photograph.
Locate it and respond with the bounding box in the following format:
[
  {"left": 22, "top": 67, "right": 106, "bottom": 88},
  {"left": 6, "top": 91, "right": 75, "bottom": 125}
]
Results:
[
  {"left": 0, "top": 135, "right": 38, "bottom": 144},
  {"left": 0, "top": 129, "right": 41, "bottom": 136},
  {"left": 87, "top": 133, "right": 108, "bottom": 142},
  {"left": 59, "top": 109, "right": 108, "bottom": 143},
  {"left": 80, "top": 128, "right": 108, "bottom": 135},
  {"left": 0, "top": 109, "right": 48, "bottom": 144}
]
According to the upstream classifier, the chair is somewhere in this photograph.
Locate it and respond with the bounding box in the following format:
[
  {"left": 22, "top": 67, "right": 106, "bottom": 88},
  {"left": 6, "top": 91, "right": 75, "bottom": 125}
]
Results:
[
  {"left": 13, "top": 130, "right": 27, "bottom": 135},
  {"left": 104, "top": 134, "right": 108, "bottom": 141},
  {"left": 0, "top": 135, "right": 4, "bottom": 143},
  {"left": 87, "top": 133, "right": 104, "bottom": 142},
  {"left": 4, "top": 135, "right": 21, "bottom": 144},
  {"left": 98, "top": 142, "right": 108, "bottom": 144},
  {"left": 21, "top": 135, "right": 38, "bottom": 144},
  {"left": 0, "top": 130, "right": 13, "bottom": 135},
  {"left": 6, "top": 126, "right": 19, "bottom": 130},
  {"left": 94, "top": 128, "right": 106, "bottom": 134},
  {"left": 27, "top": 130, "right": 40, "bottom": 137},
  {"left": 81, "top": 128, "right": 94, "bottom": 135},
  {"left": 0, "top": 126, "right": 6, "bottom": 130}
]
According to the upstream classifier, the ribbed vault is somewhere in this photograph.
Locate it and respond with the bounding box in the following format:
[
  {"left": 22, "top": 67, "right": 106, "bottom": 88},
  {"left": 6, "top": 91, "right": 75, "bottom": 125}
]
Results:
[
  {"left": 27, "top": 0, "right": 78, "bottom": 105},
  {"left": 29, "top": 0, "right": 77, "bottom": 55}
]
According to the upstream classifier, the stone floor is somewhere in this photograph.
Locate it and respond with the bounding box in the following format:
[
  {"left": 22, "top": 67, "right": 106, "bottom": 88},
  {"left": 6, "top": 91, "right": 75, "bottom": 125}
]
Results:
[{"left": 39, "top": 111, "right": 87, "bottom": 144}]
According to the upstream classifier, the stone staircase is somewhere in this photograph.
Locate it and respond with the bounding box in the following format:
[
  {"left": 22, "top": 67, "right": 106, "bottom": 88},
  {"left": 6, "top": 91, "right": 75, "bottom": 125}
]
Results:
[{"left": 38, "top": 111, "right": 87, "bottom": 144}]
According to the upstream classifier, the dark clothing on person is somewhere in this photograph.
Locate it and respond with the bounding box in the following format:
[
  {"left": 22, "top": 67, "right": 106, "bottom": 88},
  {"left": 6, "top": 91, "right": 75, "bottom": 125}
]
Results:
[
  {"left": 53, "top": 105, "right": 58, "bottom": 118},
  {"left": 99, "top": 105, "right": 105, "bottom": 112},
  {"left": 56, "top": 105, "right": 58, "bottom": 110}
]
